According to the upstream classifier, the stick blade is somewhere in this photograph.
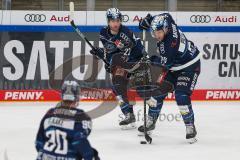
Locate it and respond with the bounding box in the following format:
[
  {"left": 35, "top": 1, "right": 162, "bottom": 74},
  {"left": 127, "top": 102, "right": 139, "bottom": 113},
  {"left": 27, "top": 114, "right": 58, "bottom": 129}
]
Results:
[{"left": 145, "top": 134, "right": 152, "bottom": 144}]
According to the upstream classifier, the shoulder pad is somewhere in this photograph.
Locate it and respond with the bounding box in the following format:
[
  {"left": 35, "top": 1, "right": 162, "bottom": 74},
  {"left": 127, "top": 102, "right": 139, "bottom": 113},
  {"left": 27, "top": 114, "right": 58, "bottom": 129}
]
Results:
[
  {"left": 100, "top": 26, "right": 108, "bottom": 34},
  {"left": 120, "top": 25, "right": 130, "bottom": 32}
]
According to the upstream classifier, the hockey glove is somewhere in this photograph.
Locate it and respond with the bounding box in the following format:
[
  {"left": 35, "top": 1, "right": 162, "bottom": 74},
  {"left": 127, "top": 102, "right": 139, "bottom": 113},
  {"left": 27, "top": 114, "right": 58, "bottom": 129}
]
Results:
[
  {"left": 149, "top": 55, "right": 162, "bottom": 66},
  {"left": 90, "top": 47, "right": 104, "bottom": 60},
  {"left": 139, "top": 13, "right": 153, "bottom": 30}
]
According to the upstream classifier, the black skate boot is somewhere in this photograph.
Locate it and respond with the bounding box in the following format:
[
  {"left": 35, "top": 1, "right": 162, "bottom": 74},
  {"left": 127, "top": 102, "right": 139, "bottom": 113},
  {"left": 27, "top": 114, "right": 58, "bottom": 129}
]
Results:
[
  {"left": 119, "top": 113, "right": 136, "bottom": 130},
  {"left": 138, "top": 116, "right": 157, "bottom": 136},
  {"left": 186, "top": 124, "right": 197, "bottom": 144}
]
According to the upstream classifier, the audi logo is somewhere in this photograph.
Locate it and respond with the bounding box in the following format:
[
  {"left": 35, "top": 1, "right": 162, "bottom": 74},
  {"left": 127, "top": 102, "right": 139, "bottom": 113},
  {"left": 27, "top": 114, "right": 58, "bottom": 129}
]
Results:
[
  {"left": 121, "top": 15, "right": 129, "bottom": 23},
  {"left": 190, "top": 15, "right": 211, "bottom": 23},
  {"left": 24, "top": 14, "right": 46, "bottom": 22}
]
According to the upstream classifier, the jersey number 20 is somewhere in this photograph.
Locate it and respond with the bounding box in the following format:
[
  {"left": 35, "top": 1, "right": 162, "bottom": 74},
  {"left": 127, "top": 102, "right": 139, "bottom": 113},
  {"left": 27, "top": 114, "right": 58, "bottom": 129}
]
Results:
[{"left": 44, "top": 130, "right": 68, "bottom": 154}]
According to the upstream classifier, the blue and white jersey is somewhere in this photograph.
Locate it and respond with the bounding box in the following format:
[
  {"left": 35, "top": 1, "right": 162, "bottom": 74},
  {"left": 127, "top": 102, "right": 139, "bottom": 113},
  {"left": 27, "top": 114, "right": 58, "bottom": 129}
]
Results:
[
  {"left": 35, "top": 104, "right": 93, "bottom": 160},
  {"left": 151, "top": 13, "right": 200, "bottom": 71},
  {"left": 99, "top": 25, "right": 144, "bottom": 64}
]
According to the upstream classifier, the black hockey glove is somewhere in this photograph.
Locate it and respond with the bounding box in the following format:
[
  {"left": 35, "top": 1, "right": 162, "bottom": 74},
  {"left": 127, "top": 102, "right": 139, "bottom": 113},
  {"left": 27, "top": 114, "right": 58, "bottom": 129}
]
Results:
[
  {"left": 78, "top": 148, "right": 100, "bottom": 160},
  {"left": 90, "top": 47, "right": 104, "bottom": 60},
  {"left": 149, "top": 55, "right": 162, "bottom": 66},
  {"left": 139, "top": 13, "right": 153, "bottom": 30}
]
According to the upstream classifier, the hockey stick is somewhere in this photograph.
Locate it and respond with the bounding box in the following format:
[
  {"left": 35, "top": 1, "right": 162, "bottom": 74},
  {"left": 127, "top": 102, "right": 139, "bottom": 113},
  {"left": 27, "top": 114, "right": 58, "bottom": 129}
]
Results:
[
  {"left": 69, "top": 2, "right": 110, "bottom": 66},
  {"left": 141, "top": 29, "right": 152, "bottom": 144}
]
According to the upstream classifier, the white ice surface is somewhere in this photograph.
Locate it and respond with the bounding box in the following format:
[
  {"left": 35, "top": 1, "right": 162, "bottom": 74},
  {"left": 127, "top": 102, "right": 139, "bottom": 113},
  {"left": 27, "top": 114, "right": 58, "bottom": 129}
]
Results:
[{"left": 0, "top": 101, "right": 240, "bottom": 160}]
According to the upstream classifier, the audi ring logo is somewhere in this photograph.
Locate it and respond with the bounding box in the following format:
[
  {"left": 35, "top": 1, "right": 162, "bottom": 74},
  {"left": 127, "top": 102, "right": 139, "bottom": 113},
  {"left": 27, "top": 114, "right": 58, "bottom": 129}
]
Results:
[
  {"left": 121, "top": 14, "right": 129, "bottom": 23},
  {"left": 190, "top": 15, "right": 211, "bottom": 23},
  {"left": 24, "top": 14, "right": 46, "bottom": 22}
]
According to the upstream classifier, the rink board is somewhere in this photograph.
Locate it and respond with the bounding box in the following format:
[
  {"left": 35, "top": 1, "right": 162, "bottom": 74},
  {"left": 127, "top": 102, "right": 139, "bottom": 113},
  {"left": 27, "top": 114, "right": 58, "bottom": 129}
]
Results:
[
  {"left": 0, "top": 11, "right": 240, "bottom": 101},
  {"left": 0, "top": 89, "right": 240, "bottom": 101}
]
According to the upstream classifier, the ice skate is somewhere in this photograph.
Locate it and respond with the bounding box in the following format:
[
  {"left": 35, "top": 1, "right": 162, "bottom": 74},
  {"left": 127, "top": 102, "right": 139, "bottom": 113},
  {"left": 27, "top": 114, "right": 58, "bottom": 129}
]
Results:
[
  {"left": 119, "top": 113, "right": 136, "bottom": 130},
  {"left": 186, "top": 124, "right": 197, "bottom": 144},
  {"left": 138, "top": 116, "right": 157, "bottom": 136}
]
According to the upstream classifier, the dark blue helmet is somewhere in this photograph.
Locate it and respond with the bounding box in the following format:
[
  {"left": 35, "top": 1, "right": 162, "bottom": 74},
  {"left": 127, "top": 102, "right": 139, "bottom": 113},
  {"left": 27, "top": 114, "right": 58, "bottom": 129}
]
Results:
[
  {"left": 106, "top": 8, "right": 122, "bottom": 22},
  {"left": 150, "top": 14, "right": 169, "bottom": 37},
  {"left": 61, "top": 80, "right": 80, "bottom": 102}
]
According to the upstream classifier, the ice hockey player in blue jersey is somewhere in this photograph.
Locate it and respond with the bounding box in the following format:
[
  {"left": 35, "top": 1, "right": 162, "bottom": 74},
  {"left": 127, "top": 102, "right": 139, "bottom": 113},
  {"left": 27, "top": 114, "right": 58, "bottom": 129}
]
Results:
[
  {"left": 35, "top": 80, "right": 100, "bottom": 160},
  {"left": 138, "top": 13, "right": 201, "bottom": 143},
  {"left": 90, "top": 8, "right": 145, "bottom": 129}
]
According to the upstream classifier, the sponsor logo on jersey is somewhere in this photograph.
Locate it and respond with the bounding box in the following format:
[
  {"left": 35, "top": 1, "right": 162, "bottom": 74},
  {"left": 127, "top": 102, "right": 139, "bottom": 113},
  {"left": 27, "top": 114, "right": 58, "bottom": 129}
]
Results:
[
  {"left": 4, "top": 91, "right": 44, "bottom": 100},
  {"left": 172, "top": 24, "right": 178, "bottom": 39},
  {"left": 190, "top": 73, "right": 198, "bottom": 91},
  {"left": 120, "top": 32, "right": 130, "bottom": 42},
  {"left": 178, "top": 76, "right": 191, "bottom": 82},
  {"left": 159, "top": 43, "right": 165, "bottom": 54},
  {"left": 177, "top": 81, "right": 188, "bottom": 87}
]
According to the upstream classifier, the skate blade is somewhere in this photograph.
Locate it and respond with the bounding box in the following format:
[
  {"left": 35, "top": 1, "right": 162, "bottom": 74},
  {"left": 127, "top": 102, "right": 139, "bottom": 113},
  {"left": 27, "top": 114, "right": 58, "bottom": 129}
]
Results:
[
  {"left": 138, "top": 131, "right": 152, "bottom": 136},
  {"left": 187, "top": 137, "right": 197, "bottom": 144},
  {"left": 120, "top": 123, "right": 136, "bottom": 130}
]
